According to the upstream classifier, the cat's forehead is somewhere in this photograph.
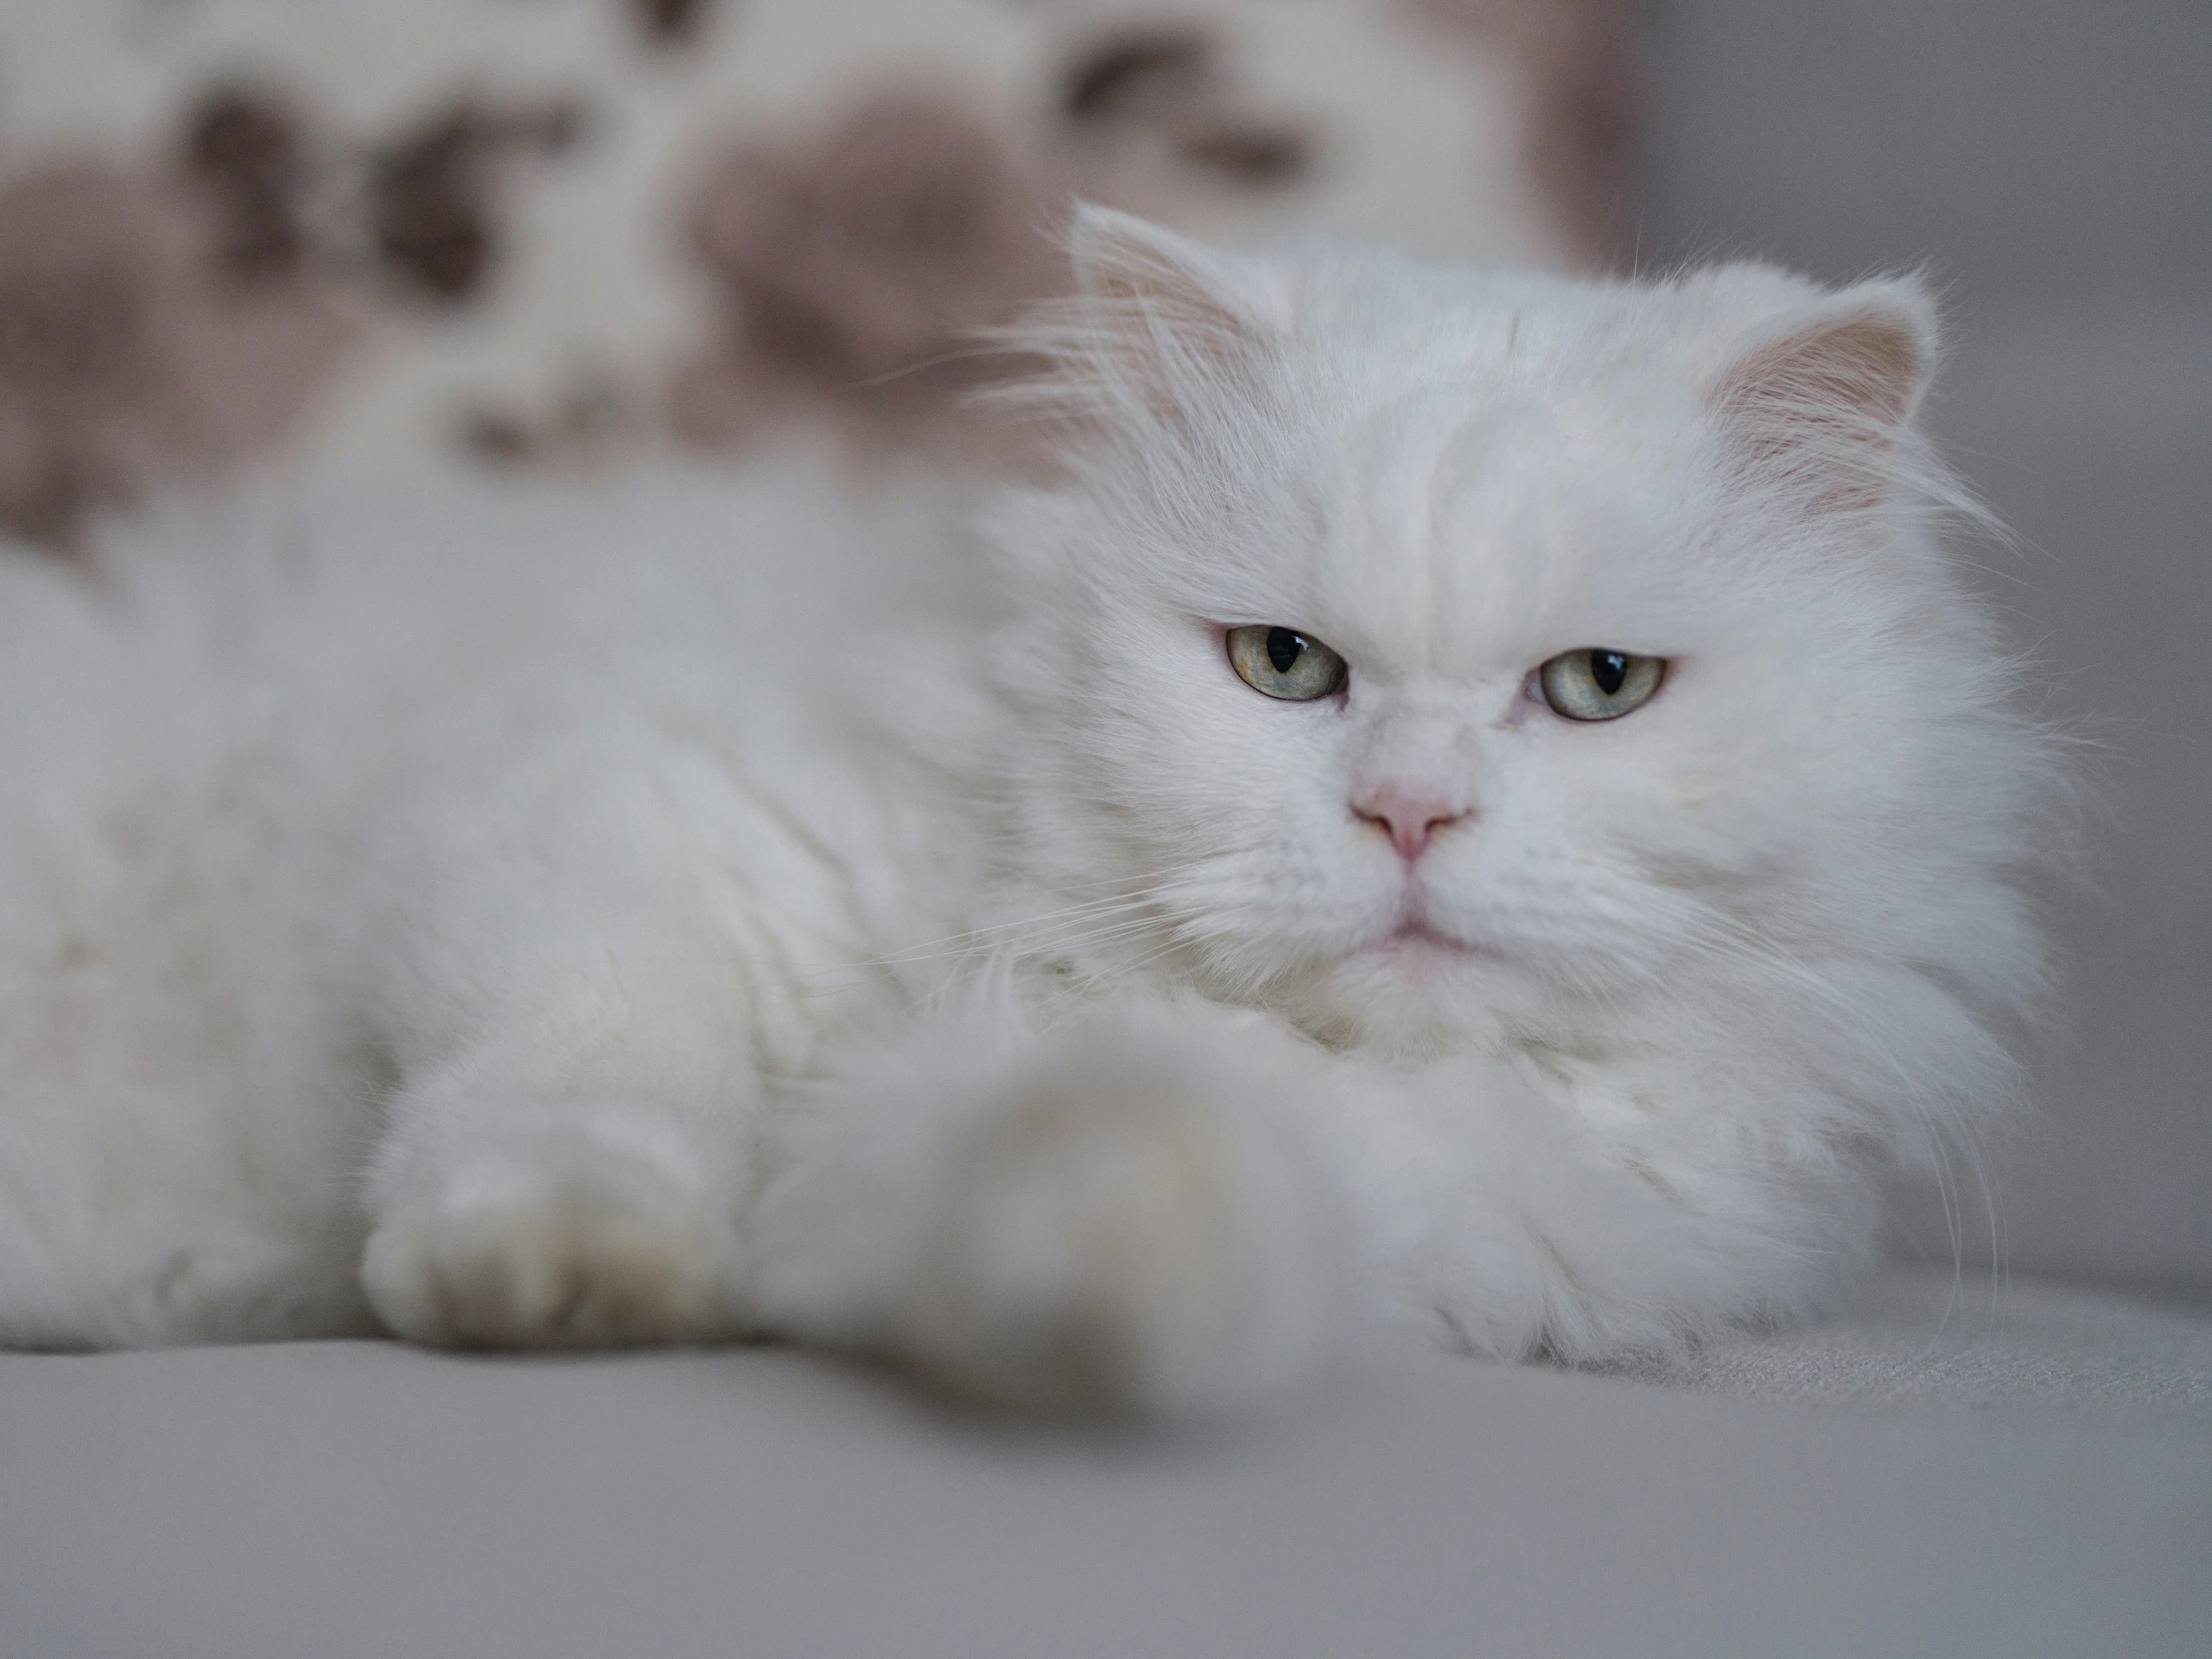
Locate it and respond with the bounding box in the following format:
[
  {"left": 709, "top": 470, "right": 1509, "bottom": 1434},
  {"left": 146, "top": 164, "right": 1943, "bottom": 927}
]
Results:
[
  {"left": 1223, "top": 339, "right": 1716, "bottom": 675},
  {"left": 1072, "top": 237, "right": 1918, "bottom": 678}
]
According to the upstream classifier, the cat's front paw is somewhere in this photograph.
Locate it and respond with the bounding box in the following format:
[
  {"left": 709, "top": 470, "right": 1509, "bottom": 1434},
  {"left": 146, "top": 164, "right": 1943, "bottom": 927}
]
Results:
[
  {"left": 362, "top": 1102, "right": 744, "bottom": 1350},
  {"left": 895, "top": 1023, "right": 1348, "bottom": 1415}
]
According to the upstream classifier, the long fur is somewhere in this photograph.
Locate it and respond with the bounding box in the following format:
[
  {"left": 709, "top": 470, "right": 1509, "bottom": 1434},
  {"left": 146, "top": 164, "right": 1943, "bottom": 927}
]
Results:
[{"left": 0, "top": 214, "right": 2064, "bottom": 1412}]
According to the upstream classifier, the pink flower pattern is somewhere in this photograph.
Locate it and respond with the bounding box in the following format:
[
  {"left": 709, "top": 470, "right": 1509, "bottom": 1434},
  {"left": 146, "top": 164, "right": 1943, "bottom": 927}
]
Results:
[
  {"left": 0, "top": 4, "right": 1635, "bottom": 527},
  {"left": 0, "top": 160, "right": 356, "bottom": 549},
  {"left": 674, "top": 97, "right": 1064, "bottom": 454}
]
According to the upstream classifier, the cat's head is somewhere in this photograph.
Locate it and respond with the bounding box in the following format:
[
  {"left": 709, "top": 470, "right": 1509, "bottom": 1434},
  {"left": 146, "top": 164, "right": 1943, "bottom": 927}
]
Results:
[{"left": 986, "top": 210, "right": 2051, "bottom": 1097}]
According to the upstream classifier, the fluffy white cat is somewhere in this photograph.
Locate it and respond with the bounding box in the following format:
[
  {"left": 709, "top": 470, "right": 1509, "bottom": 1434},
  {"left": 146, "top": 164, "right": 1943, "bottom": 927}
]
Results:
[{"left": 0, "top": 210, "right": 2056, "bottom": 1411}]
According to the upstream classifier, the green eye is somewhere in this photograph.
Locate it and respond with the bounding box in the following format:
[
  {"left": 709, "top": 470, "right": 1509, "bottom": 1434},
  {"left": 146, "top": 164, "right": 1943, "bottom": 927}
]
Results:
[
  {"left": 1538, "top": 649, "right": 1665, "bottom": 721},
  {"left": 1228, "top": 625, "right": 1348, "bottom": 701}
]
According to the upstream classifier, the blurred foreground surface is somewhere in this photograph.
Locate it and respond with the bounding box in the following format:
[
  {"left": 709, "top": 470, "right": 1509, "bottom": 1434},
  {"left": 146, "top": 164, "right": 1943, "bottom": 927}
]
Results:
[{"left": 3, "top": 1267, "right": 2208, "bottom": 1659}]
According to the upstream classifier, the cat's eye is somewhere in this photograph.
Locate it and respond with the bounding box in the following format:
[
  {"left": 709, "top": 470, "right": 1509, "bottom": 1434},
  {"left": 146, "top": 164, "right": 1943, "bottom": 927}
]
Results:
[
  {"left": 1537, "top": 649, "right": 1665, "bottom": 721},
  {"left": 1227, "top": 625, "right": 1348, "bottom": 701}
]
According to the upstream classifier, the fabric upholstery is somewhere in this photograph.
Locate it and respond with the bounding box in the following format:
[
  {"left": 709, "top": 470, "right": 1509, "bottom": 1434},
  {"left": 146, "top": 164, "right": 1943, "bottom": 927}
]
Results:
[{"left": 0, "top": 0, "right": 1633, "bottom": 546}]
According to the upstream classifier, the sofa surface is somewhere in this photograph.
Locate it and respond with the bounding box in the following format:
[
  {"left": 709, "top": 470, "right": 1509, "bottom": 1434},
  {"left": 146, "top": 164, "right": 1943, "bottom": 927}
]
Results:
[{"left": 5, "top": 1269, "right": 2209, "bottom": 1659}]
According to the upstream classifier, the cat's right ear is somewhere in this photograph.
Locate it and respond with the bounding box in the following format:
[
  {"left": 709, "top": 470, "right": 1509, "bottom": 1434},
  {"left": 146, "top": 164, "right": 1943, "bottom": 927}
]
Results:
[{"left": 1049, "top": 206, "right": 1291, "bottom": 423}]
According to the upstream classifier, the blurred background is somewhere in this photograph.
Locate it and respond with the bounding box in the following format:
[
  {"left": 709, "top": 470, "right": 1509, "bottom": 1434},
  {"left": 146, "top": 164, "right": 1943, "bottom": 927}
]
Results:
[{"left": 1, "top": 0, "right": 2204, "bottom": 1297}]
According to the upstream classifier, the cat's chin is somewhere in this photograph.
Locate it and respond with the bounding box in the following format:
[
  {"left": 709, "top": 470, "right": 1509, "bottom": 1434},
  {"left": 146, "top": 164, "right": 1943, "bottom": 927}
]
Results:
[{"left": 1270, "top": 927, "right": 1513, "bottom": 1059}]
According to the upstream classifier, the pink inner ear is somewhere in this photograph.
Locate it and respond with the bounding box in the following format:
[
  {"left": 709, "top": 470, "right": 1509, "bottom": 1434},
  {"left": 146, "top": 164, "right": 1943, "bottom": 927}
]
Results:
[{"left": 1712, "top": 307, "right": 1930, "bottom": 507}]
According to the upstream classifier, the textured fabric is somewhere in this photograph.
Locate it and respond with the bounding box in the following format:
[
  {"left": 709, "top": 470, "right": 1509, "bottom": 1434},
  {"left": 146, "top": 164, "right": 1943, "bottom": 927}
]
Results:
[
  {"left": 0, "top": 0, "right": 1634, "bottom": 546},
  {"left": 1628, "top": 1267, "right": 2212, "bottom": 1417}
]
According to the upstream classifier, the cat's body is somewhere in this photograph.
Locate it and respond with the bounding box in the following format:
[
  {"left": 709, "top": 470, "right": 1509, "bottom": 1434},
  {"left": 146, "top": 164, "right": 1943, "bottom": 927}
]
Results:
[
  {"left": 0, "top": 461, "right": 984, "bottom": 1348},
  {"left": 0, "top": 214, "right": 2056, "bottom": 1410}
]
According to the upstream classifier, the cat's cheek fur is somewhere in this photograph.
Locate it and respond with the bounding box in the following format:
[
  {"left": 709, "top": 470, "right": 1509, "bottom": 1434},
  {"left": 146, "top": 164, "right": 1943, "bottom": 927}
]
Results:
[{"left": 750, "top": 999, "right": 1356, "bottom": 1416}]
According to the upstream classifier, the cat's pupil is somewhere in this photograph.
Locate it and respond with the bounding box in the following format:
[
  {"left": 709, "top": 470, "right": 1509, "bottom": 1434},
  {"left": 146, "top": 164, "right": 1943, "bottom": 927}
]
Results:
[
  {"left": 1266, "top": 628, "right": 1305, "bottom": 674},
  {"left": 1591, "top": 651, "right": 1628, "bottom": 696}
]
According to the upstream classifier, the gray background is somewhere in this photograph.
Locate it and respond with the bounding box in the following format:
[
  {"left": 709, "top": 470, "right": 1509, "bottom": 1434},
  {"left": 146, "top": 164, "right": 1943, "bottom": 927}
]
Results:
[{"left": 1640, "top": 0, "right": 2212, "bottom": 1296}]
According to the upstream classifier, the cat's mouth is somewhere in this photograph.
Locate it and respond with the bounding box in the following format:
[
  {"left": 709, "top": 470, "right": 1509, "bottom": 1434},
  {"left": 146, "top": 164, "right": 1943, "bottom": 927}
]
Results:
[{"left": 1356, "top": 918, "right": 1497, "bottom": 972}]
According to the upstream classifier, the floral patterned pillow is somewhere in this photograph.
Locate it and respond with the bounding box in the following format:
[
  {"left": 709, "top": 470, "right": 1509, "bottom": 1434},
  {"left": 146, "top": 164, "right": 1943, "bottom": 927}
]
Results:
[{"left": 0, "top": 0, "right": 1636, "bottom": 548}]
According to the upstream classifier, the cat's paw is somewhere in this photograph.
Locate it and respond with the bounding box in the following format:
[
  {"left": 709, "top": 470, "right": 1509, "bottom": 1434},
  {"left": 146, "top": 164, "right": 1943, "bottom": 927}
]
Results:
[
  {"left": 361, "top": 1102, "right": 744, "bottom": 1350},
  {"left": 893, "top": 1024, "right": 1349, "bottom": 1415}
]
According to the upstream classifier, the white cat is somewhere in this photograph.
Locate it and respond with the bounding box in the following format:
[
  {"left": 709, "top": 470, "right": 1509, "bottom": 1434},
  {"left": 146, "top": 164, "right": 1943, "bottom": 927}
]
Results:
[{"left": 0, "top": 210, "right": 2057, "bottom": 1412}]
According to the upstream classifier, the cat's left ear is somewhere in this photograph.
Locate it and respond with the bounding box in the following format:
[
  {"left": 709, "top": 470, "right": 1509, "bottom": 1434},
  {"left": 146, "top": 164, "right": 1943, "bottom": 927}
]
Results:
[{"left": 1708, "top": 276, "right": 1938, "bottom": 510}]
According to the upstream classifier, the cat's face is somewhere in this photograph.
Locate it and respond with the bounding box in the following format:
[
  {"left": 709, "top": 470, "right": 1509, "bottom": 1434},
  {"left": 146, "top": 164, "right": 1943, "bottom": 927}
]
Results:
[{"left": 994, "top": 212, "right": 2032, "bottom": 1057}]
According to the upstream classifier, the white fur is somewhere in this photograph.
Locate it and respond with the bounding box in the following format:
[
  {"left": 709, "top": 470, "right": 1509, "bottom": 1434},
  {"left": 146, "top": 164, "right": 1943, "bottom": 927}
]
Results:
[{"left": 0, "top": 216, "right": 2059, "bottom": 1412}]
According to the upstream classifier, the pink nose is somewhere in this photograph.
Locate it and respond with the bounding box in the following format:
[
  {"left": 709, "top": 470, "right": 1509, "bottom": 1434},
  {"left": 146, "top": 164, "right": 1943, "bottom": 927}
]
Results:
[{"left": 1353, "top": 784, "right": 1467, "bottom": 863}]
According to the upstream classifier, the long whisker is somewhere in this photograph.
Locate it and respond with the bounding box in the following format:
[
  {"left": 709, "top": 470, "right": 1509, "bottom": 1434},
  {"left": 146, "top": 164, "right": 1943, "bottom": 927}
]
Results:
[
  {"left": 853, "top": 888, "right": 1193, "bottom": 970},
  {"left": 1040, "top": 931, "right": 1199, "bottom": 1012},
  {"left": 780, "top": 899, "right": 1195, "bottom": 1003},
  {"left": 830, "top": 339, "right": 1039, "bottom": 391}
]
